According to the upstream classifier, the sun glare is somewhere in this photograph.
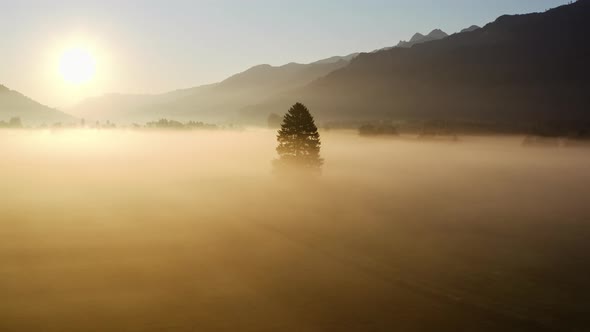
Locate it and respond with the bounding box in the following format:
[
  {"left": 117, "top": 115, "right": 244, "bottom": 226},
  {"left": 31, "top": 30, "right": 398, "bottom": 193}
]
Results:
[{"left": 58, "top": 47, "right": 97, "bottom": 85}]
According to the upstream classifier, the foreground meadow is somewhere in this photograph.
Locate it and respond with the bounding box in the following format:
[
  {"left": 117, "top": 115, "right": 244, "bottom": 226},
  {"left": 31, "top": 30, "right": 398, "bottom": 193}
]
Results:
[{"left": 1, "top": 129, "right": 589, "bottom": 332}]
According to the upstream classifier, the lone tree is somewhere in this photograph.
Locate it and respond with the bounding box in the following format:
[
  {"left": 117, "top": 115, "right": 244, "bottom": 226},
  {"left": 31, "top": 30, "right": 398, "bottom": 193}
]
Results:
[
  {"left": 274, "top": 103, "right": 323, "bottom": 174},
  {"left": 8, "top": 117, "right": 22, "bottom": 128}
]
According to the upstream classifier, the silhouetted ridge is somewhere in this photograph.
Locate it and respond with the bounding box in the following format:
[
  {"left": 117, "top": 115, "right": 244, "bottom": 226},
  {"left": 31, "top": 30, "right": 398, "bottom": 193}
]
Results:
[
  {"left": 396, "top": 29, "right": 448, "bottom": 48},
  {"left": 409, "top": 33, "right": 425, "bottom": 42},
  {"left": 460, "top": 25, "right": 480, "bottom": 33},
  {"left": 312, "top": 53, "right": 359, "bottom": 65},
  {"left": 70, "top": 53, "right": 357, "bottom": 123},
  {"left": 245, "top": 1, "right": 590, "bottom": 129},
  {"left": 426, "top": 29, "right": 448, "bottom": 39},
  {"left": 0, "top": 85, "right": 75, "bottom": 125}
]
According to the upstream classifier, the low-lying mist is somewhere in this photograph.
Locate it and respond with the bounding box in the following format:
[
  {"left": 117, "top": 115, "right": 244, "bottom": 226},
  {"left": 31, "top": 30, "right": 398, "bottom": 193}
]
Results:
[{"left": 1, "top": 129, "right": 589, "bottom": 332}]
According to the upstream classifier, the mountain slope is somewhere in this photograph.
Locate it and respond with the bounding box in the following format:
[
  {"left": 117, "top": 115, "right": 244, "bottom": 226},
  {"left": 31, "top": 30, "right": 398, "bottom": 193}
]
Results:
[
  {"left": 312, "top": 53, "right": 359, "bottom": 65},
  {"left": 460, "top": 25, "right": 481, "bottom": 33},
  {"left": 68, "top": 28, "right": 455, "bottom": 124},
  {"left": 147, "top": 59, "right": 352, "bottom": 123},
  {"left": 69, "top": 55, "right": 356, "bottom": 123},
  {"left": 68, "top": 86, "right": 208, "bottom": 124},
  {"left": 0, "top": 85, "right": 75, "bottom": 125},
  {"left": 245, "top": 1, "right": 590, "bottom": 127},
  {"left": 396, "top": 29, "right": 449, "bottom": 48}
]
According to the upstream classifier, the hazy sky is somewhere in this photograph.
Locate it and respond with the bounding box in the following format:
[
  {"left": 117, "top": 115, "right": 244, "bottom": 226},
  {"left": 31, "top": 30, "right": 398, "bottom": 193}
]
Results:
[{"left": 1, "top": 0, "right": 568, "bottom": 108}]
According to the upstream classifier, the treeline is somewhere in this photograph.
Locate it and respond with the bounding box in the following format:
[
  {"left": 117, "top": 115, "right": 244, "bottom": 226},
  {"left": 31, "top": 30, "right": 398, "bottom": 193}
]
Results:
[
  {"left": 321, "top": 119, "right": 590, "bottom": 137},
  {"left": 0, "top": 117, "right": 22, "bottom": 128},
  {"left": 145, "top": 119, "right": 217, "bottom": 130},
  {"left": 523, "top": 124, "right": 590, "bottom": 147},
  {"left": 321, "top": 118, "right": 590, "bottom": 146},
  {"left": 356, "top": 121, "right": 458, "bottom": 141},
  {"left": 358, "top": 123, "right": 399, "bottom": 137},
  {"left": 0, "top": 117, "right": 219, "bottom": 130}
]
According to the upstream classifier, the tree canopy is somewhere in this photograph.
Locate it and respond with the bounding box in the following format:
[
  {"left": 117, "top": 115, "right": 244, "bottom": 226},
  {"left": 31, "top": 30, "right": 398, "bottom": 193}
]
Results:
[{"left": 274, "top": 103, "right": 323, "bottom": 174}]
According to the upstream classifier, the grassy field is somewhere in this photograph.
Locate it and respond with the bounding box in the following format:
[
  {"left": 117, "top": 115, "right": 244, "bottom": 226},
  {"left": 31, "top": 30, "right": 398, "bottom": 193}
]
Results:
[{"left": 1, "top": 129, "right": 589, "bottom": 331}]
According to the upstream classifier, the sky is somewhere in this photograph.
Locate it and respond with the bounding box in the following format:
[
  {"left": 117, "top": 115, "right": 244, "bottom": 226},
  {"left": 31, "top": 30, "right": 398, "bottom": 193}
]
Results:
[{"left": 0, "top": 0, "right": 569, "bottom": 108}]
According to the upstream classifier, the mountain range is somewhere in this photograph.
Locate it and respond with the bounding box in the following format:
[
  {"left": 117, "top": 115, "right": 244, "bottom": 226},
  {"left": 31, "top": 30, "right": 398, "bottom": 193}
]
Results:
[
  {"left": 243, "top": 0, "right": 590, "bottom": 128},
  {"left": 65, "top": 29, "right": 454, "bottom": 124},
  {"left": 395, "top": 29, "right": 449, "bottom": 48},
  {"left": 3, "top": 0, "right": 589, "bottom": 129},
  {"left": 0, "top": 85, "right": 74, "bottom": 125},
  {"left": 460, "top": 25, "right": 481, "bottom": 33},
  {"left": 68, "top": 55, "right": 357, "bottom": 124}
]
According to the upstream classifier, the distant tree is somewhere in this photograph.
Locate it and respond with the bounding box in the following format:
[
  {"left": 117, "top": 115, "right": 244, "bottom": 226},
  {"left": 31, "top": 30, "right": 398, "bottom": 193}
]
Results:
[
  {"left": 274, "top": 103, "right": 323, "bottom": 174},
  {"left": 146, "top": 118, "right": 183, "bottom": 128},
  {"left": 267, "top": 113, "right": 282, "bottom": 129},
  {"left": 145, "top": 118, "right": 217, "bottom": 130},
  {"left": 101, "top": 120, "right": 117, "bottom": 128},
  {"left": 186, "top": 121, "right": 217, "bottom": 129},
  {"left": 418, "top": 120, "right": 458, "bottom": 141},
  {"left": 359, "top": 123, "right": 399, "bottom": 136},
  {"left": 8, "top": 117, "right": 22, "bottom": 128}
]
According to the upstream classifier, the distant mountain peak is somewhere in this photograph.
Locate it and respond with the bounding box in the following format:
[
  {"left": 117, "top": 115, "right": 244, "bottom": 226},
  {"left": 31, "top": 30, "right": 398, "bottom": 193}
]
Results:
[
  {"left": 284, "top": 62, "right": 303, "bottom": 68},
  {"left": 427, "top": 29, "right": 448, "bottom": 39},
  {"left": 460, "top": 25, "right": 481, "bottom": 33},
  {"left": 409, "top": 33, "right": 425, "bottom": 42},
  {"left": 395, "top": 29, "right": 448, "bottom": 49},
  {"left": 253, "top": 0, "right": 590, "bottom": 127}
]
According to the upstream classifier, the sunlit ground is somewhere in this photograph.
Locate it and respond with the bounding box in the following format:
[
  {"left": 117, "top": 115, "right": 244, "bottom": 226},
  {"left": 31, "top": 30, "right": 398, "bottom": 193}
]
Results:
[{"left": 1, "top": 129, "right": 589, "bottom": 331}]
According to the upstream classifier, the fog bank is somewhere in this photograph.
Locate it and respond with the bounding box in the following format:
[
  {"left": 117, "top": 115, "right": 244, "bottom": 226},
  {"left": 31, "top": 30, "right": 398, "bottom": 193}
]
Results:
[{"left": 1, "top": 130, "right": 589, "bottom": 332}]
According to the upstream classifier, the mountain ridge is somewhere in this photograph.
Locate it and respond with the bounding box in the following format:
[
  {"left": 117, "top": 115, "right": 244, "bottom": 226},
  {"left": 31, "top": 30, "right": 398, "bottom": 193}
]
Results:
[
  {"left": 0, "top": 84, "right": 75, "bottom": 125},
  {"left": 396, "top": 29, "right": 449, "bottom": 48},
  {"left": 240, "top": 0, "right": 590, "bottom": 127},
  {"left": 68, "top": 54, "right": 358, "bottom": 123},
  {"left": 69, "top": 28, "right": 455, "bottom": 124},
  {"left": 68, "top": 1, "right": 589, "bottom": 128},
  {"left": 460, "top": 25, "right": 481, "bottom": 33}
]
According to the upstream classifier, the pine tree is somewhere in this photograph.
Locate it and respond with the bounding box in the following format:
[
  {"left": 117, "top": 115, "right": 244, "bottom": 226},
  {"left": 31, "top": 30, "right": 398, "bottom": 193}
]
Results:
[{"left": 274, "top": 103, "right": 323, "bottom": 174}]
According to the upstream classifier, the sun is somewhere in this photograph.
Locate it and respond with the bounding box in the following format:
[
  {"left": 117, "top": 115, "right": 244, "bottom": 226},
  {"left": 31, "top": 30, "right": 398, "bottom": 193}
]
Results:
[{"left": 58, "top": 47, "right": 97, "bottom": 85}]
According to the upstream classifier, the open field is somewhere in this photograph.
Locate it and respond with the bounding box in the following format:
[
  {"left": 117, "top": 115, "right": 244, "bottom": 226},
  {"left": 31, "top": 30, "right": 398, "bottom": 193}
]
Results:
[{"left": 1, "top": 129, "right": 589, "bottom": 332}]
